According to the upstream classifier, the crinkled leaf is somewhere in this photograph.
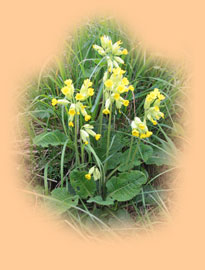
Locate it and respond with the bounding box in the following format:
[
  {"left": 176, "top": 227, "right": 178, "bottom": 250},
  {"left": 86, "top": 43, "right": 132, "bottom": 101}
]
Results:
[
  {"left": 145, "top": 148, "right": 175, "bottom": 166},
  {"left": 70, "top": 170, "right": 96, "bottom": 199},
  {"left": 33, "top": 130, "right": 69, "bottom": 148},
  {"left": 106, "top": 170, "right": 147, "bottom": 202},
  {"left": 138, "top": 143, "right": 153, "bottom": 162},
  {"left": 107, "top": 152, "right": 123, "bottom": 170},
  {"left": 95, "top": 132, "right": 128, "bottom": 162},
  {"left": 32, "top": 108, "right": 54, "bottom": 119},
  {"left": 118, "top": 147, "right": 141, "bottom": 172},
  {"left": 46, "top": 188, "right": 79, "bottom": 214},
  {"left": 87, "top": 195, "right": 114, "bottom": 206}
]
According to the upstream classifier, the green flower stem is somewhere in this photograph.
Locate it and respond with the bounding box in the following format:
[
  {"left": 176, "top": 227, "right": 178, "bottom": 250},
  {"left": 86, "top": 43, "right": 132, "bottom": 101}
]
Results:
[
  {"left": 126, "top": 135, "right": 134, "bottom": 166},
  {"left": 131, "top": 138, "right": 140, "bottom": 165},
  {"left": 79, "top": 115, "right": 84, "bottom": 164},
  {"left": 80, "top": 140, "right": 85, "bottom": 164},
  {"left": 98, "top": 91, "right": 105, "bottom": 136},
  {"left": 74, "top": 115, "right": 80, "bottom": 166},
  {"left": 104, "top": 103, "right": 112, "bottom": 175}
]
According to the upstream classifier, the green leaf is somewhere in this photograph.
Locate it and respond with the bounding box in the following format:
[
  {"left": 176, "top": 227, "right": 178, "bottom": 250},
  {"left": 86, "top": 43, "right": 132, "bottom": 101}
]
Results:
[
  {"left": 47, "top": 188, "right": 79, "bottom": 214},
  {"left": 87, "top": 195, "right": 114, "bottom": 206},
  {"left": 95, "top": 132, "right": 128, "bottom": 162},
  {"left": 107, "top": 152, "right": 123, "bottom": 170},
  {"left": 145, "top": 148, "right": 175, "bottom": 166},
  {"left": 118, "top": 148, "right": 141, "bottom": 172},
  {"left": 139, "top": 143, "right": 153, "bottom": 162},
  {"left": 33, "top": 130, "right": 68, "bottom": 147},
  {"left": 106, "top": 170, "right": 147, "bottom": 202},
  {"left": 70, "top": 170, "right": 96, "bottom": 199}
]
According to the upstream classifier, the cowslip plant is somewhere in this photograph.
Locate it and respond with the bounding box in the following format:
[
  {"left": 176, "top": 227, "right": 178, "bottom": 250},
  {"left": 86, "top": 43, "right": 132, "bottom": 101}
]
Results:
[{"left": 33, "top": 35, "right": 167, "bottom": 208}]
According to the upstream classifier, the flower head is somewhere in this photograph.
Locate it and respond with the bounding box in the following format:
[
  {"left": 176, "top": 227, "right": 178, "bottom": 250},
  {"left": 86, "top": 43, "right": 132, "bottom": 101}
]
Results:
[
  {"left": 85, "top": 173, "right": 91, "bottom": 180},
  {"left": 85, "top": 115, "right": 91, "bottom": 122},
  {"left": 103, "top": 108, "right": 110, "bottom": 115},
  {"left": 105, "top": 79, "right": 113, "bottom": 88},
  {"left": 75, "top": 93, "right": 84, "bottom": 101},
  {"left": 122, "top": 49, "right": 128, "bottom": 55},
  {"left": 68, "top": 121, "right": 74, "bottom": 127},
  {"left": 52, "top": 98, "right": 58, "bottom": 106},
  {"left": 123, "top": 100, "right": 129, "bottom": 106},
  {"left": 88, "top": 88, "right": 94, "bottom": 96},
  {"left": 131, "top": 117, "right": 152, "bottom": 139},
  {"left": 95, "top": 134, "right": 101, "bottom": 141},
  {"left": 68, "top": 108, "right": 76, "bottom": 116}
]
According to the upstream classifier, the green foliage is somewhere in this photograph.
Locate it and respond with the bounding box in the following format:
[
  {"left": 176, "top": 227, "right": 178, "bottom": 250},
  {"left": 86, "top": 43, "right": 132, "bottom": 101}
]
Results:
[
  {"left": 106, "top": 170, "right": 147, "bottom": 202},
  {"left": 87, "top": 196, "right": 114, "bottom": 206},
  {"left": 70, "top": 170, "right": 96, "bottom": 199},
  {"left": 33, "top": 130, "right": 68, "bottom": 147},
  {"left": 46, "top": 188, "right": 79, "bottom": 214}
]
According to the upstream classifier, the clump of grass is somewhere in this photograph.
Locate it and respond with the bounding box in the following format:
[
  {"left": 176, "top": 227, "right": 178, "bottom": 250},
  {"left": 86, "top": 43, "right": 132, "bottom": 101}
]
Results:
[{"left": 15, "top": 17, "right": 188, "bottom": 240}]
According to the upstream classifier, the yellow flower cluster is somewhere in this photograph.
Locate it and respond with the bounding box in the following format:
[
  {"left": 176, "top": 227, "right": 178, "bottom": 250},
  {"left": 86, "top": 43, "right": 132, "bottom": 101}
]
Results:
[
  {"left": 144, "top": 88, "right": 165, "bottom": 109},
  {"left": 93, "top": 35, "right": 128, "bottom": 71},
  {"left": 131, "top": 88, "right": 165, "bottom": 139},
  {"left": 51, "top": 78, "right": 94, "bottom": 127},
  {"left": 80, "top": 124, "right": 101, "bottom": 145},
  {"left": 102, "top": 67, "right": 133, "bottom": 113},
  {"left": 144, "top": 88, "right": 165, "bottom": 126},
  {"left": 75, "top": 79, "right": 94, "bottom": 101},
  {"left": 131, "top": 117, "right": 153, "bottom": 139}
]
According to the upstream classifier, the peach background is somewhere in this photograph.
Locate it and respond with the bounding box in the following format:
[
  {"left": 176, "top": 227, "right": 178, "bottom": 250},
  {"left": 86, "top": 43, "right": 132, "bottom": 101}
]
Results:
[{"left": 0, "top": 0, "right": 203, "bottom": 269}]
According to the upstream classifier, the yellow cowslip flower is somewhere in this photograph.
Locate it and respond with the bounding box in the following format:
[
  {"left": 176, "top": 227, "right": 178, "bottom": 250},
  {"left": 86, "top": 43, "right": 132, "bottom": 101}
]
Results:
[
  {"left": 117, "top": 85, "right": 125, "bottom": 93},
  {"left": 140, "top": 133, "right": 147, "bottom": 139},
  {"left": 158, "top": 93, "right": 165, "bottom": 100},
  {"left": 113, "top": 67, "right": 125, "bottom": 75},
  {"left": 114, "top": 93, "right": 120, "bottom": 100},
  {"left": 122, "top": 77, "right": 129, "bottom": 86},
  {"left": 146, "top": 131, "right": 153, "bottom": 137},
  {"left": 146, "top": 94, "right": 153, "bottom": 102},
  {"left": 51, "top": 98, "right": 58, "bottom": 106},
  {"left": 122, "top": 49, "right": 128, "bottom": 55},
  {"left": 75, "top": 93, "right": 84, "bottom": 101},
  {"left": 64, "top": 79, "right": 72, "bottom": 86},
  {"left": 61, "top": 86, "right": 70, "bottom": 95},
  {"left": 68, "top": 121, "right": 74, "bottom": 127},
  {"left": 161, "top": 112, "right": 165, "bottom": 118},
  {"left": 88, "top": 88, "right": 94, "bottom": 96},
  {"left": 153, "top": 88, "right": 160, "bottom": 95},
  {"left": 85, "top": 115, "right": 91, "bottom": 122},
  {"left": 132, "top": 129, "right": 139, "bottom": 137},
  {"left": 123, "top": 100, "right": 129, "bottom": 106},
  {"left": 117, "top": 40, "right": 122, "bottom": 45},
  {"left": 104, "top": 79, "right": 113, "bottom": 88},
  {"left": 95, "top": 134, "right": 101, "bottom": 141},
  {"left": 154, "top": 106, "right": 160, "bottom": 112},
  {"left": 85, "top": 173, "right": 91, "bottom": 180},
  {"left": 128, "top": 85, "right": 134, "bottom": 91},
  {"left": 84, "top": 141, "right": 89, "bottom": 145},
  {"left": 152, "top": 120, "right": 158, "bottom": 125},
  {"left": 84, "top": 79, "right": 93, "bottom": 87},
  {"left": 138, "top": 123, "right": 146, "bottom": 130},
  {"left": 150, "top": 92, "right": 157, "bottom": 99},
  {"left": 103, "top": 108, "right": 110, "bottom": 115},
  {"left": 68, "top": 108, "right": 76, "bottom": 116}
]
